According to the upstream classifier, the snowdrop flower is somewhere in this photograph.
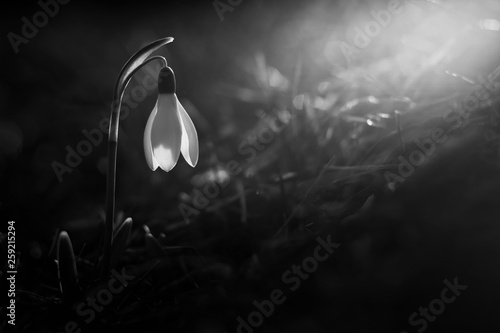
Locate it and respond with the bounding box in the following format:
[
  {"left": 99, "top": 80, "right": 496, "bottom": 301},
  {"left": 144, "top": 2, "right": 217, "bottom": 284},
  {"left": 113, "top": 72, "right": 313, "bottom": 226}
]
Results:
[{"left": 144, "top": 66, "right": 199, "bottom": 171}]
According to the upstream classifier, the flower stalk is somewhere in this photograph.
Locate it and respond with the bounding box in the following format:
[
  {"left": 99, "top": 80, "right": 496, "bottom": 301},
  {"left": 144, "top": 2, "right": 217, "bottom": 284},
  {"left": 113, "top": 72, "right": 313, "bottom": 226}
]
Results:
[{"left": 101, "top": 37, "right": 174, "bottom": 280}]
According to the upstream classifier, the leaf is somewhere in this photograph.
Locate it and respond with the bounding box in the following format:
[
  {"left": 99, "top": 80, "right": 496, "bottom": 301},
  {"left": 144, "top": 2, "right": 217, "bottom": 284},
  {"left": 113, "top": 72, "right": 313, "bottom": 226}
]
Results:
[
  {"left": 144, "top": 226, "right": 166, "bottom": 257},
  {"left": 57, "top": 231, "right": 79, "bottom": 301},
  {"left": 359, "top": 194, "right": 375, "bottom": 212},
  {"left": 340, "top": 194, "right": 376, "bottom": 225},
  {"left": 116, "top": 37, "right": 174, "bottom": 98},
  {"left": 110, "top": 217, "right": 133, "bottom": 269}
]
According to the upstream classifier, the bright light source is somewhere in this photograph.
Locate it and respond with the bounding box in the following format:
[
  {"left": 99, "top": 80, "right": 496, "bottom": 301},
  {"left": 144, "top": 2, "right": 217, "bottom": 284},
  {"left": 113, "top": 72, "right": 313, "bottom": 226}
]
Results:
[{"left": 480, "top": 18, "right": 500, "bottom": 31}]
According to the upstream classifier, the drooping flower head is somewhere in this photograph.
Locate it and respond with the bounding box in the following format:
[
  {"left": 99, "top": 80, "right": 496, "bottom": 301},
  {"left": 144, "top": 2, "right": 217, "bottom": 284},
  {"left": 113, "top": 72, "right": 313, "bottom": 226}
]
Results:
[{"left": 144, "top": 66, "right": 199, "bottom": 171}]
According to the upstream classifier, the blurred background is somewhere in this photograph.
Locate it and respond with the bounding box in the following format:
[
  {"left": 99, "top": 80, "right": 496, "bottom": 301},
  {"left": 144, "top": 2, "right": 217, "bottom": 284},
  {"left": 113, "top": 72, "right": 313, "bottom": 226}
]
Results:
[{"left": 2, "top": 0, "right": 500, "bottom": 332}]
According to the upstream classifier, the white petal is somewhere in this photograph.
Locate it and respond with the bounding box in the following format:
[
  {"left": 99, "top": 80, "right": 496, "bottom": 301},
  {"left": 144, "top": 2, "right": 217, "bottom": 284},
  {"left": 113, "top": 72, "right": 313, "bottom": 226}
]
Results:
[
  {"left": 177, "top": 97, "right": 199, "bottom": 167},
  {"left": 151, "top": 93, "right": 182, "bottom": 172},
  {"left": 143, "top": 104, "right": 159, "bottom": 171}
]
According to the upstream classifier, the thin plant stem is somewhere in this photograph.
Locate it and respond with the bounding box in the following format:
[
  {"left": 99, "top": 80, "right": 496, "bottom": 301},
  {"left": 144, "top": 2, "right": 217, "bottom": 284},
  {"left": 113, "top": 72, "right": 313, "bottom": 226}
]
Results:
[{"left": 101, "top": 55, "right": 167, "bottom": 280}]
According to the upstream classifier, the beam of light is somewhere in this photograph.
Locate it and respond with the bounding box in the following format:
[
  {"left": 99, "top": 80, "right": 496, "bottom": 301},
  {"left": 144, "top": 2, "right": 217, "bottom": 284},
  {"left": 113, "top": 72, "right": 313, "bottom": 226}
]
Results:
[
  {"left": 318, "top": 1, "right": 499, "bottom": 81},
  {"left": 480, "top": 18, "right": 500, "bottom": 31}
]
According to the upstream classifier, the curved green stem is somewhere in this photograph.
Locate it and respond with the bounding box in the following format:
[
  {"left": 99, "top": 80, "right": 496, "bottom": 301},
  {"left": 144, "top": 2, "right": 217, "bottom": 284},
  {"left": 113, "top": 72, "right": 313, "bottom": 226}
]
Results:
[{"left": 101, "top": 55, "right": 168, "bottom": 280}]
